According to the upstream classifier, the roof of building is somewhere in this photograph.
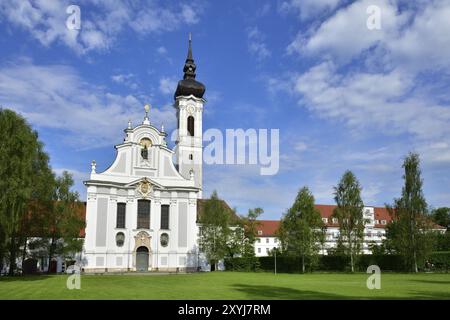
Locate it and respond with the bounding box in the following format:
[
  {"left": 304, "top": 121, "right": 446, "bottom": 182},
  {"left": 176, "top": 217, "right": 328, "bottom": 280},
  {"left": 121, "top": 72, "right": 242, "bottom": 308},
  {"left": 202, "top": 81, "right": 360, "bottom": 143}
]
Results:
[
  {"left": 255, "top": 205, "right": 446, "bottom": 236},
  {"left": 255, "top": 220, "right": 280, "bottom": 237}
]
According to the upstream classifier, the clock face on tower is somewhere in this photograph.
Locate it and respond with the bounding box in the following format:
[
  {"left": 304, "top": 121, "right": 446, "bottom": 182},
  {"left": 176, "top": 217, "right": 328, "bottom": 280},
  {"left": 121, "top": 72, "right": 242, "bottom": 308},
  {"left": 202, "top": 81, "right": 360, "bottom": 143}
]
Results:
[{"left": 186, "top": 105, "right": 195, "bottom": 115}]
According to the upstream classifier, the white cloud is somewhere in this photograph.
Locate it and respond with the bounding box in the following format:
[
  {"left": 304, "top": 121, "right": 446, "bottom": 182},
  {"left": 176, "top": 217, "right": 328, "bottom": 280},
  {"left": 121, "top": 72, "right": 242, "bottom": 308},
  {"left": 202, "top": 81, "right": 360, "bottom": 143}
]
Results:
[
  {"left": 0, "top": 59, "right": 176, "bottom": 149},
  {"left": 53, "top": 168, "right": 89, "bottom": 182},
  {"left": 111, "top": 73, "right": 138, "bottom": 90},
  {"left": 294, "top": 61, "right": 450, "bottom": 142},
  {"left": 158, "top": 77, "right": 177, "bottom": 95},
  {"left": 280, "top": 0, "right": 342, "bottom": 21},
  {"left": 180, "top": 4, "right": 199, "bottom": 24},
  {"left": 203, "top": 164, "right": 294, "bottom": 217},
  {"left": 0, "top": 0, "right": 204, "bottom": 54},
  {"left": 288, "top": 0, "right": 450, "bottom": 72},
  {"left": 293, "top": 141, "right": 308, "bottom": 152},
  {"left": 287, "top": 0, "right": 403, "bottom": 62},
  {"left": 247, "top": 26, "right": 271, "bottom": 61},
  {"left": 157, "top": 46, "right": 167, "bottom": 55}
]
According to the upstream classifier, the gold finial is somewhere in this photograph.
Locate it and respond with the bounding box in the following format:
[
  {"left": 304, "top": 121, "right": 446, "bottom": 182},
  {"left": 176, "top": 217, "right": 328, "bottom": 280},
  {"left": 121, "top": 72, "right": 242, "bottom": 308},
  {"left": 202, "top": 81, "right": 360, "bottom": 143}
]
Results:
[
  {"left": 143, "top": 104, "right": 151, "bottom": 125},
  {"left": 144, "top": 103, "right": 150, "bottom": 115}
]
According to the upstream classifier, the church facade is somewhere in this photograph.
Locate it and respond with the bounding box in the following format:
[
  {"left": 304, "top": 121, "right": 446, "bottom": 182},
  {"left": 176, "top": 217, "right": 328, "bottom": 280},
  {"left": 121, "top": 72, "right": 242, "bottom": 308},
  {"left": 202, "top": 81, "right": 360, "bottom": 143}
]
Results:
[{"left": 83, "top": 37, "right": 208, "bottom": 272}]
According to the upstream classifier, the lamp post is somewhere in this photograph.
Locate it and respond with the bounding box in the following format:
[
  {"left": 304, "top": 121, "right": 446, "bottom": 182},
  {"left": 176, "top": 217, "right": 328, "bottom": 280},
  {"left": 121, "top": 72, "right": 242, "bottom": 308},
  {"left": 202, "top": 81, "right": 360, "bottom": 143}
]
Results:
[{"left": 274, "top": 249, "right": 277, "bottom": 275}]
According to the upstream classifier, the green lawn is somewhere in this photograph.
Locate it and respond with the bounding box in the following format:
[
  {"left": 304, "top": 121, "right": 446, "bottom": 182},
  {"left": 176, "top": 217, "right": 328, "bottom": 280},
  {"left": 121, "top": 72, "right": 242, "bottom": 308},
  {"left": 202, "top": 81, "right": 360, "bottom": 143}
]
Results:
[{"left": 1, "top": 272, "right": 449, "bottom": 299}]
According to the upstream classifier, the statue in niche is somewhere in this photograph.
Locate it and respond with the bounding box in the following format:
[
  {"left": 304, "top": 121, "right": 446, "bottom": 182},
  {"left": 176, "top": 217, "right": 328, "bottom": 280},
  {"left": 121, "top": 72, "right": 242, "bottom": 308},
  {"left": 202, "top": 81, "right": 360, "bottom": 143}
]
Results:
[
  {"left": 140, "top": 138, "right": 152, "bottom": 162},
  {"left": 141, "top": 145, "right": 148, "bottom": 160}
]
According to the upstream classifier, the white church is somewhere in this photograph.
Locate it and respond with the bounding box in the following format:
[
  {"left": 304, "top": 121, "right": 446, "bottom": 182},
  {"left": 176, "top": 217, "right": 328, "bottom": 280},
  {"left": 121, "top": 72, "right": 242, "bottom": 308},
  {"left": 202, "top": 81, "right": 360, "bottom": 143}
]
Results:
[{"left": 83, "top": 37, "right": 210, "bottom": 272}]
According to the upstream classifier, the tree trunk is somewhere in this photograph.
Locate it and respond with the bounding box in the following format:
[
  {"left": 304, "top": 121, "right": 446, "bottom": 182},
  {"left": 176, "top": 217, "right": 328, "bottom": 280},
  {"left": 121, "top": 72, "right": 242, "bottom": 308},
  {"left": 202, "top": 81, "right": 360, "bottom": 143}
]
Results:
[
  {"left": 413, "top": 248, "right": 418, "bottom": 273},
  {"left": 8, "top": 233, "right": 17, "bottom": 276},
  {"left": 21, "top": 237, "right": 27, "bottom": 264},
  {"left": 350, "top": 251, "right": 354, "bottom": 273},
  {"left": 302, "top": 254, "right": 305, "bottom": 273},
  {"left": 410, "top": 213, "right": 418, "bottom": 273},
  {"left": 349, "top": 232, "right": 354, "bottom": 273},
  {"left": 47, "top": 237, "right": 56, "bottom": 274}
]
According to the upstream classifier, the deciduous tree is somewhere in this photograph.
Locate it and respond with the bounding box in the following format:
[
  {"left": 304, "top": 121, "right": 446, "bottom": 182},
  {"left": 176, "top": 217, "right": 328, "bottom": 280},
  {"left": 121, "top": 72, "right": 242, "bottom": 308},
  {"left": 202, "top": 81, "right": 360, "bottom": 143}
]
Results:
[
  {"left": 332, "top": 171, "right": 365, "bottom": 273},
  {"left": 385, "top": 153, "right": 433, "bottom": 272},
  {"left": 199, "top": 191, "right": 230, "bottom": 270},
  {"left": 279, "top": 187, "right": 324, "bottom": 273}
]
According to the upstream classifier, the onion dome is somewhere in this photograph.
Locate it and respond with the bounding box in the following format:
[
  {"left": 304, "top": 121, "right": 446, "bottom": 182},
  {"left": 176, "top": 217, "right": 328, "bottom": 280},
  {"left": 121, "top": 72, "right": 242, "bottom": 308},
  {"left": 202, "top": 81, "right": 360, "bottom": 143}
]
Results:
[{"left": 174, "top": 34, "right": 206, "bottom": 99}]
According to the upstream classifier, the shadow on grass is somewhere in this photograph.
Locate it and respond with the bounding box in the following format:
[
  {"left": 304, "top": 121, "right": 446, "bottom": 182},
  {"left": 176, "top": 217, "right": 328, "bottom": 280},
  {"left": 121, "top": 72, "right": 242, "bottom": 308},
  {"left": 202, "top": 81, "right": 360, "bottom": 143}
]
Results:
[
  {"left": 232, "top": 284, "right": 450, "bottom": 300},
  {"left": 410, "top": 279, "right": 450, "bottom": 285},
  {"left": 409, "top": 291, "right": 450, "bottom": 299},
  {"left": 232, "top": 284, "right": 349, "bottom": 300},
  {"left": 0, "top": 275, "right": 52, "bottom": 282}
]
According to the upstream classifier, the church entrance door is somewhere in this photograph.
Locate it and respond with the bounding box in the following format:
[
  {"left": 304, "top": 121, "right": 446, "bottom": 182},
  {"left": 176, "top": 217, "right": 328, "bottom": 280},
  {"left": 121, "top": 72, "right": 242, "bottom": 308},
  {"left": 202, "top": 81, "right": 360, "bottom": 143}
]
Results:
[{"left": 136, "top": 246, "right": 149, "bottom": 272}]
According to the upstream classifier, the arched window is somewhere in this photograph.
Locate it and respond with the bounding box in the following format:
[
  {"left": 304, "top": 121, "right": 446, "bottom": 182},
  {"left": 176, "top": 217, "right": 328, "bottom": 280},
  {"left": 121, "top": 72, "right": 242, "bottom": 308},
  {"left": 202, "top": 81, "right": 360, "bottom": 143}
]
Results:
[{"left": 187, "top": 116, "right": 194, "bottom": 136}]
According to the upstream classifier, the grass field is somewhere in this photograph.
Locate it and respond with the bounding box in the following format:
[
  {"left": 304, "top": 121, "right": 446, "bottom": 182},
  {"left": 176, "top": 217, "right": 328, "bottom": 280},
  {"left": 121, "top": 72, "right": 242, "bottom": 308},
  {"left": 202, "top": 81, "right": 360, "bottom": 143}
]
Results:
[{"left": 0, "top": 272, "right": 449, "bottom": 300}]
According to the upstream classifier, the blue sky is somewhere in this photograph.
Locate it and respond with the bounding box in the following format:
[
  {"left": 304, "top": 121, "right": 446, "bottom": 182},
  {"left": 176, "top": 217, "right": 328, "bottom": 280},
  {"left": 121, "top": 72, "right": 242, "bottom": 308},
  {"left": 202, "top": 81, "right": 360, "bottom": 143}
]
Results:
[{"left": 1, "top": 0, "right": 449, "bottom": 219}]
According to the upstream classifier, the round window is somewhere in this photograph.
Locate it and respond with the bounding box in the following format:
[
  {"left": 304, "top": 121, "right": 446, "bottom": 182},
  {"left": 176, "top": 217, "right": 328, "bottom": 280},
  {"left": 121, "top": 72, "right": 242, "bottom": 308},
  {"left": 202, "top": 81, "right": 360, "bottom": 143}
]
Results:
[
  {"left": 160, "top": 233, "right": 169, "bottom": 247},
  {"left": 116, "top": 232, "right": 125, "bottom": 247}
]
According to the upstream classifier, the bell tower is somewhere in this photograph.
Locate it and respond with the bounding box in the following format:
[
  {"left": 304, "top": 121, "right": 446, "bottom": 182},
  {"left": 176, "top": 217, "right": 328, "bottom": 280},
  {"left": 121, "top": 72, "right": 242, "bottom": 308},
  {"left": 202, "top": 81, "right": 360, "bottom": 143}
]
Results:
[{"left": 174, "top": 34, "right": 205, "bottom": 198}]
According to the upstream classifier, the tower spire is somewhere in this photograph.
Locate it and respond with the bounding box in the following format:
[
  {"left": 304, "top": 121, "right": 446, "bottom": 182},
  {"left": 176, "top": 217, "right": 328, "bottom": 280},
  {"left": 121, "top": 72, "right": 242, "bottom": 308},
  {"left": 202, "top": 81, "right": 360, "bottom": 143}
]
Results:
[
  {"left": 183, "top": 33, "right": 196, "bottom": 80},
  {"left": 174, "top": 33, "right": 205, "bottom": 99},
  {"left": 187, "top": 32, "right": 193, "bottom": 61}
]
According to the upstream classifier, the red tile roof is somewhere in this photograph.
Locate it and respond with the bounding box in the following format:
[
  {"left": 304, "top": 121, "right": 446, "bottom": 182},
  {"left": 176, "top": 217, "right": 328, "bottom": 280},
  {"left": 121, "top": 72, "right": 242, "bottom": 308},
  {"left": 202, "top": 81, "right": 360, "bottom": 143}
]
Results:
[
  {"left": 255, "top": 205, "right": 445, "bottom": 236},
  {"left": 256, "top": 205, "right": 395, "bottom": 236},
  {"left": 255, "top": 220, "right": 280, "bottom": 237}
]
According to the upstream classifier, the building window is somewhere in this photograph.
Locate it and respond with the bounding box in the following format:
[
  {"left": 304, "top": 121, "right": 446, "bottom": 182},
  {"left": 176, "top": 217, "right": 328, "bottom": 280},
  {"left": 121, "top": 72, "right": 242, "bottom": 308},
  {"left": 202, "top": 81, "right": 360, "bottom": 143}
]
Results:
[
  {"left": 274, "top": 238, "right": 278, "bottom": 243},
  {"left": 187, "top": 116, "right": 195, "bottom": 136},
  {"left": 322, "top": 218, "right": 328, "bottom": 223},
  {"left": 257, "top": 230, "right": 262, "bottom": 235},
  {"left": 332, "top": 218, "right": 338, "bottom": 224},
  {"left": 381, "top": 220, "right": 387, "bottom": 225},
  {"left": 116, "top": 232, "right": 125, "bottom": 247},
  {"left": 258, "top": 248, "right": 261, "bottom": 253},
  {"left": 116, "top": 203, "right": 126, "bottom": 228},
  {"left": 256, "top": 238, "right": 261, "bottom": 243},
  {"left": 266, "top": 248, "right": 269, "bottom": 253},
  {"left": 189, "top": 154, "right": 193, "bottom": 160},
  {"left": 266, "top": 238, "right": 269, "bottom": 244},
  {"left": 161, "top": 205, "right": 170, "bottom": 230},
  {"left": 137, "top": 199, "right": 150, "bottom": 229},
  {"left": 160, "top": 233, "right": 169, "bottom": 247}
]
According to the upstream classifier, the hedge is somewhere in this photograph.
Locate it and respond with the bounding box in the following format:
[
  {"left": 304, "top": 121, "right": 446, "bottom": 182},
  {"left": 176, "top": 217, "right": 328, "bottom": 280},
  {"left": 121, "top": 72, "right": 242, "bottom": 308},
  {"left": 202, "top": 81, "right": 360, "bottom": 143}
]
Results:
[{"left": 224, "top": 252, "right": 450, "bottom": 273}]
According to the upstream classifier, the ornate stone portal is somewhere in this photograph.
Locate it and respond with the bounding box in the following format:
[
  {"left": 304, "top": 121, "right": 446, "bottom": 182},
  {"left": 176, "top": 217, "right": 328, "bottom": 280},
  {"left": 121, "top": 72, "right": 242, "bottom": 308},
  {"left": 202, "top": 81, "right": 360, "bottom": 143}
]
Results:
[{"left": 133, "top": 231, "right": 152, "bottom": 271}]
